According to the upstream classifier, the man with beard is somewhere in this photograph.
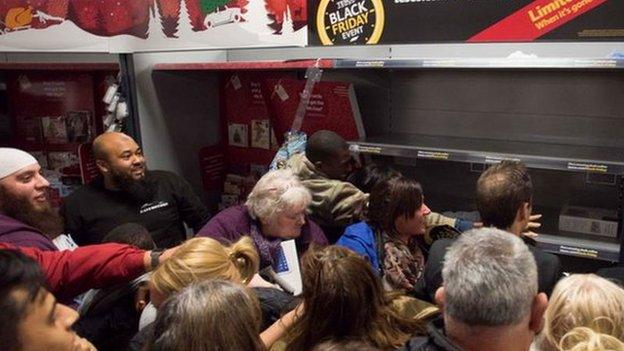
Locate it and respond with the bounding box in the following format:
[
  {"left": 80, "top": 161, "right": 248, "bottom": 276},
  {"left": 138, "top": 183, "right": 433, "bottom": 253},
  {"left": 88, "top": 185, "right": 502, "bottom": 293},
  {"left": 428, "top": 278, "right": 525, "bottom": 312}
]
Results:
[
  {"left": 61, "top": 132, "right": 209, "bottom": 248},
  {"left": 0, "top": 148, "right": 61, "bottom": 251}
]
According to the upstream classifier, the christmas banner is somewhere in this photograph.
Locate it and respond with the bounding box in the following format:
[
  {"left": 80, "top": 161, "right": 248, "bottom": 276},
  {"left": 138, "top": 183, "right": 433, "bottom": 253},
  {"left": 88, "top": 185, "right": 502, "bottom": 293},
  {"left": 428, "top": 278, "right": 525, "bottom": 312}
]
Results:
[
  {"left": 309, "top": 0, "right": 624, "bottom": 45},
  {"left": 0, "top": 0, "right": 307, "bottom": 52}
]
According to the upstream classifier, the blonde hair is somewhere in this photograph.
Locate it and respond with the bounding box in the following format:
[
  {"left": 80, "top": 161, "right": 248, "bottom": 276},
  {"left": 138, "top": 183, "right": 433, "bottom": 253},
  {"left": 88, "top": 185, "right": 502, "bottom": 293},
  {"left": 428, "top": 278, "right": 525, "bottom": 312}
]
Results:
[
  {"left": 560, "top": 326, "right": 624, "bottom": 351},
  {"left": 245, "top": 169, "right": 312, "bottom": 222},
  {"left": 151, "top": 237, "right": 259, "bottom": 297},
  {"left": 540, "top": 274, "right": 624, "bottom": 351}
]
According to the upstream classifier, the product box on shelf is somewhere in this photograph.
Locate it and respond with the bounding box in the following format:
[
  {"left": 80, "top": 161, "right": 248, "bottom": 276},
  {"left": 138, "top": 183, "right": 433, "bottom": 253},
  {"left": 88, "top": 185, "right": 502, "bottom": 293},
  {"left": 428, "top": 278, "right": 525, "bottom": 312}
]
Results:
[{"left": 558, "top": 206, "right": 619, "bottom": 238}]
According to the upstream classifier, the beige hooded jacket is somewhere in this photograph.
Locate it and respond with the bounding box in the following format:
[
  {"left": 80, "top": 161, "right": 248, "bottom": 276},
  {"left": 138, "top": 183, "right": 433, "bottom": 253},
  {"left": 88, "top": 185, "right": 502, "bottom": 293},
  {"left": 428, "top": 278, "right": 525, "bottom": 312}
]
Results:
[{"left": 285, "top": 153, "right": 457, "bottom": 230}]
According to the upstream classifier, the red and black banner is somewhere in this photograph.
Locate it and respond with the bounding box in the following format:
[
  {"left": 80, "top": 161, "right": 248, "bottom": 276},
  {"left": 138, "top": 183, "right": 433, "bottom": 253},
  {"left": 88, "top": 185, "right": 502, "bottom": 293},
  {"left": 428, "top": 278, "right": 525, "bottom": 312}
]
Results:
[{"left": 308, "top": 0, "right": 624, "bottom": 45}]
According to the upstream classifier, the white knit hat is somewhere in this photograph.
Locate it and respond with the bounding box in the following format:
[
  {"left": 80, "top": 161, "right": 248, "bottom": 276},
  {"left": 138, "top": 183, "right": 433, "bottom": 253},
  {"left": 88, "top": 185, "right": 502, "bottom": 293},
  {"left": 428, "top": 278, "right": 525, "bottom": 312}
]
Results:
[{"left": 0, "top": 148, "right": 39, "bottom": 180}]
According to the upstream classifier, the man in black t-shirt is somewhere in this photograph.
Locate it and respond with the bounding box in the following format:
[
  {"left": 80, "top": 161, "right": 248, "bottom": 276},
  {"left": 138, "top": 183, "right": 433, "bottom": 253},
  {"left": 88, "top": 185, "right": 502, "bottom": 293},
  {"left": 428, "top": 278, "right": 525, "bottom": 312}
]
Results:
[
  {"left": 421, "top": 161, "right": 562, "bottom": 301},
  {"left": 61, "top": 132, "right": 210, "bottom": 248}
]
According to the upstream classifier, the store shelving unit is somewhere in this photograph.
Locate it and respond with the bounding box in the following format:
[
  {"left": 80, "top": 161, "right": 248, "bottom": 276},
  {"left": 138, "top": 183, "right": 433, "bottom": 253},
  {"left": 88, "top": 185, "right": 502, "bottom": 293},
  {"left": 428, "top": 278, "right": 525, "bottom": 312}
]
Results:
[
  {"left": 347, "top": 133, "right": 624, "bottom": 263},
  {"left": 153, "top": 53, "right": 624, "bottom": 264}
]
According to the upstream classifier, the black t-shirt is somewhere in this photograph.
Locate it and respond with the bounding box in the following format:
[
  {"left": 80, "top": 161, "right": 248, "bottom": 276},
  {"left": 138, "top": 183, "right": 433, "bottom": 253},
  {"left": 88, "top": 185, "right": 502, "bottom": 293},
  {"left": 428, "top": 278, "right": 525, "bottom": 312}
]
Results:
[
  {"left": 61, "top": 170, "right": 210, "bottom": 248},
  {"left": 423, "top": 237, "right": 562, "bottom": 301},
  {"left": 399, "top": 317, "right": 461, "bottom": 351}
]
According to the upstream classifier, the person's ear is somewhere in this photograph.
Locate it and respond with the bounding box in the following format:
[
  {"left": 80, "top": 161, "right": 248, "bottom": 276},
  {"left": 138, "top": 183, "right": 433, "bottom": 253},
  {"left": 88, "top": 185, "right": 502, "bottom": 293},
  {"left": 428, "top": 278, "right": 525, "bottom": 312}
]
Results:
[
  {"left": 95, "top": 159, "right": 109, "bottom": 174},
  {"left": 523, "top": 202, "right": 531, "bottom": 220},
  {"left": 434, "top": 286, "right": 445, "bottom": 312},
  {"left": 515, "top": 202, "right": 530, "bottom": 223},
  {"left": 529, "top": 292, "right": 548, "bottom": 333},
  {"left": 259, "top": 216, "right": 271, "bottom": 228},
  {"left": 313, "top": 160, "right": 324, "bottom": 170}
]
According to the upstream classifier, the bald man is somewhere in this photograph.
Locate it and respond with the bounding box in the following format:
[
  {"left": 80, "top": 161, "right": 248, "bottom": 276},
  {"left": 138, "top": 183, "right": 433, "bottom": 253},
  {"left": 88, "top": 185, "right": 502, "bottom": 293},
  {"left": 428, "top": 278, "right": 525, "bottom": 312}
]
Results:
[{"left": 61, "top": 132, "right": 210, "bottom": 248}]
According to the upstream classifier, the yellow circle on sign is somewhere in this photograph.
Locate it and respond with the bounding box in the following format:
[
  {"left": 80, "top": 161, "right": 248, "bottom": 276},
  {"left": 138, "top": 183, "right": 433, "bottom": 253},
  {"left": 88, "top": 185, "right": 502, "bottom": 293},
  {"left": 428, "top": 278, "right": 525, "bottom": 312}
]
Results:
[{"left": 316, "top": 0, "right": 385, "bottom": 45}]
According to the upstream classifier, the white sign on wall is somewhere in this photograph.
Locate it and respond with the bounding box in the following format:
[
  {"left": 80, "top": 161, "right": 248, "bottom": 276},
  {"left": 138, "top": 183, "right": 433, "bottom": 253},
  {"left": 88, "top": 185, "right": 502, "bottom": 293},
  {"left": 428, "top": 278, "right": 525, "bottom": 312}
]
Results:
[{"left": 0, "top": 0, "right": 307, "bottom": 52}]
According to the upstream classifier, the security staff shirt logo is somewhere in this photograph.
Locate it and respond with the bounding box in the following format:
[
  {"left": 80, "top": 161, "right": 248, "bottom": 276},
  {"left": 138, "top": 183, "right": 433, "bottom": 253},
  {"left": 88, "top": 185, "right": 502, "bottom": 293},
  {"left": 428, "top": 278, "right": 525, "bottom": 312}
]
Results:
[{"left": 316, "top": 0, "right": 384, "bottom": 45}]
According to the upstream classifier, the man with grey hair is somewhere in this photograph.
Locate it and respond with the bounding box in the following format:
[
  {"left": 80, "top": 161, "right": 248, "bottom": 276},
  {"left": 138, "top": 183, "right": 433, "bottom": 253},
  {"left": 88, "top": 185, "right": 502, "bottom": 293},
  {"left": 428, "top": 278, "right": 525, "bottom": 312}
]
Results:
[{"left": 401, "top": 227, "right": 548, "bottom": 351}]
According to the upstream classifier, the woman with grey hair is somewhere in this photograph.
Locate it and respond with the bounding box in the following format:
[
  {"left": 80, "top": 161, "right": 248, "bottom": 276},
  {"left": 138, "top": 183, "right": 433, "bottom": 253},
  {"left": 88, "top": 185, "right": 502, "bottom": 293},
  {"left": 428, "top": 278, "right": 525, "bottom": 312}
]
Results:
[
  {"left": 197, "top": 169, "right": 327, "bottom": 269},
  {"left": 147, "top": 279, "right": 265, "bottom": 351}
]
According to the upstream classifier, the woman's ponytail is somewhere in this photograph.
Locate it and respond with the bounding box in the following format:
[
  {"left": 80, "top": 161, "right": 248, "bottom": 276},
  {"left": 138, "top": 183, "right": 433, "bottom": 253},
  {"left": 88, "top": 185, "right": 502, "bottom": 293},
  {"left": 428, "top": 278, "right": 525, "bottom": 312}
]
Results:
[{"left": 227, "top": 236, "right": 260, "bottom": 284}]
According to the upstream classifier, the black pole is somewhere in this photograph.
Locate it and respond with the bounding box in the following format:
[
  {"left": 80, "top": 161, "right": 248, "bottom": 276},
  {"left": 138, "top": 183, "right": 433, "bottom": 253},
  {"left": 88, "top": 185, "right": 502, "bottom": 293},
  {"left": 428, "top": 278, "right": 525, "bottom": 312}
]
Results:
[
  {"left": 118, "top": 53, "right": 142, "bottom": 144},
  {"left": 618, "top": 174, "right": 624, "bottom": 264}
]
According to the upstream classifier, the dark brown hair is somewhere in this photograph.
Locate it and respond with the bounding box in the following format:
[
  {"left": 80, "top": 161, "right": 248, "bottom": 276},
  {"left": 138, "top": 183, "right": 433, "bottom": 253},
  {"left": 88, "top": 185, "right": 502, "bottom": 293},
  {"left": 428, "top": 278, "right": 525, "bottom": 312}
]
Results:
[
  {"left": 367, "top": 176, "right": 423, "bottom": 236},
  {"left": 476, "top": 161, "right": 533, "bottom": 229},
  {"left": 348, "top": 163, "right": 401, "bottom": 194},
  {"left": 0, "top": 250, "right": 46, "bottom": 351},
  {"left": 283, "top": 246, "right": 423, "bottom": 351}
]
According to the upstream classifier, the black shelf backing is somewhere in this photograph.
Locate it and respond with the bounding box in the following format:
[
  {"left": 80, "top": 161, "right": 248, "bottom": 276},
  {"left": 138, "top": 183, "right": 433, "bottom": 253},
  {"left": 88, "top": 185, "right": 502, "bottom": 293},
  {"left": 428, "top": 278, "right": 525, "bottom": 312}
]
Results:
[
  {"left": 535, "top": 233, "right": 620, "bottom": 262},
  {"left": 350, "top": 134, "right": 624, "bottom": 174}
]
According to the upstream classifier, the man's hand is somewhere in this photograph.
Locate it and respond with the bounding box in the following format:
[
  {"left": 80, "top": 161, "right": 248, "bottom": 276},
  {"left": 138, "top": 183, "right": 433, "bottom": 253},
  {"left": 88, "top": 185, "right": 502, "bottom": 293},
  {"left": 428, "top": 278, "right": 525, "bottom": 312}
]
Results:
[
  {"left": 159, "top": 247, "right": 178, "bottom": 263},
  {"left": 247, "top": 273, "right": 281, "bottom": 290},
  {"left": 523, "top": 214, "right": 542, "bottom": 238},
  {"left": 142, "top": 246, "right": 178, "bottom": 272},
  {"left": 260, "top": 302, "right": 304, "bottom": 348}
]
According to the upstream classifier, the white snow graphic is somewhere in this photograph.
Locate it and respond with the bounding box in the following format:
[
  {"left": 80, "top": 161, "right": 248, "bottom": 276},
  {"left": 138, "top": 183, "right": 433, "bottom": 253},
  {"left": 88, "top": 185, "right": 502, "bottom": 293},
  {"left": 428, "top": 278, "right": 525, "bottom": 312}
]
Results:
[{"left": 0, "top": 1, "right": 306, "bottom": 52}]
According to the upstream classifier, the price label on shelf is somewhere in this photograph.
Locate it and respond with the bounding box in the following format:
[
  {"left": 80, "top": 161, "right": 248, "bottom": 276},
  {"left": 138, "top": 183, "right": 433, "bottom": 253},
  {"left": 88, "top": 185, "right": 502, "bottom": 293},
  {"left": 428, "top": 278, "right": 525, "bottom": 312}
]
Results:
[
  {"left": 559, "top": 245, "right": 599, "bottom": 259},
  {"left": 417, "top": 150, "right": 450, "bottom": 160},
  {"left": 485, "top": 156, "right": 521, "bottom": 164},
  {"left": 355, "top": 61, "right": 385, "bottom": 68},
  {"left": 567, "top": 162, "right": 608, "bottom": 173},
  {"left": 358, "top": 145, "right": 383, "bottom": 154}
]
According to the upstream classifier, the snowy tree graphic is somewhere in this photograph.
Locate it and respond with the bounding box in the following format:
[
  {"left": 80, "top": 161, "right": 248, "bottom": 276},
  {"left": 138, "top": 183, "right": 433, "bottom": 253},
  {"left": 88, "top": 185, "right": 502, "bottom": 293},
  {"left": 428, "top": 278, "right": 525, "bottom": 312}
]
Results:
[
  {"left": 148, "top": 0, "right": 167, "bottom": 39},
  {"left": 177, "top": 0, "right": 194, "bottom": 37},
  {"left": 242, "top": 0, "right": 271, "bottom": 34},
  {"left": 281, "top": 5, "right": 293, "bottom": 35}
]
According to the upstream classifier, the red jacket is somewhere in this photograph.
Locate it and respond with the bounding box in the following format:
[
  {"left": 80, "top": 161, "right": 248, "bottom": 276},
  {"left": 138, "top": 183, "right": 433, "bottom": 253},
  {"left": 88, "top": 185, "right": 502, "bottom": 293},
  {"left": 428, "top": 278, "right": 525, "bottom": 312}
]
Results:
[{"left": 0, "top": 242, "right": 146, "bottom": 301}]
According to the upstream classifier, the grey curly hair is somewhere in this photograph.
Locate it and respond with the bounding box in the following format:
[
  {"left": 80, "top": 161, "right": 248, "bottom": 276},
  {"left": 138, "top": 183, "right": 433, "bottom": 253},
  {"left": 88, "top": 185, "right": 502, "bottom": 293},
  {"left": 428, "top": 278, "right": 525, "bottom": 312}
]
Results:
[
  {"left": 443, "top": 227, "right": 538, "bottom": 326},
  {"left": 245, "top": 169, "right": 312, "bottom": 223}
]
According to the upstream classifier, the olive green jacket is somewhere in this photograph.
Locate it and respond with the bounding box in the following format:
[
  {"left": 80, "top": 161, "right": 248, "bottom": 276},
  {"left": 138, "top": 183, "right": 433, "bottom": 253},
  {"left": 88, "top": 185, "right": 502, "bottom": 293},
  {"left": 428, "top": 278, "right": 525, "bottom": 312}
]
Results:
[
  {"left": 285, "top": 153, "right": 368, "bottom": 228},
  {"left": 284, "top": 153, "right": 457, "bottom": 230}
]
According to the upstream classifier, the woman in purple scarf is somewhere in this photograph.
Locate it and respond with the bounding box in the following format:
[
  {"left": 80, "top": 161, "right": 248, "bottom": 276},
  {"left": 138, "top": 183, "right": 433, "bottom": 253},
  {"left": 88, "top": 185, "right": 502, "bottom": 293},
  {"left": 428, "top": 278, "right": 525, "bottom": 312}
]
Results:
[{"left": 197, "top": 169, "right": 328, "bottom": 269}]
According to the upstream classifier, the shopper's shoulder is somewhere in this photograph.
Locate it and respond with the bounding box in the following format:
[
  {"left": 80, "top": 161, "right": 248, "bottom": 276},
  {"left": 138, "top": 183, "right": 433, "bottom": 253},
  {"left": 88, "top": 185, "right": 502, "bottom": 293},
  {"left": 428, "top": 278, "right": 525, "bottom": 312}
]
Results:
[
  {"left": 0, "top": 214, "right": 35, "bottom": 235},
  {"left": 199, "top": 205, "right": 250, "bottom": 239},
  {"left": 147, "top": 170, "right": 188, "bottom": 190},
  {"left": 344, "top": 221, "right": 373, "bottom": 236},
  {"left": 63, "top": 181, "right": 104, "bottom": 204},
  {"left": 325, "top": 179, "right": 365, "bottom": 200},
  {"left": 148, "top": 169, "right": 179, "bottom": 181},
  {"left": 429, "top": 238, "right": 455, "bottom": 254},
  {"left": 216, "top": 204, "right": 248, "bottom": 218},
  {"left": 399, "top": 336, "right": 442, "bottom": 351},
  {"left": 209, "top": 205, "right": 250, "bottom": 227},
  {"left": 529, "top": 245, "right": 560, "bottom": 265}
]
